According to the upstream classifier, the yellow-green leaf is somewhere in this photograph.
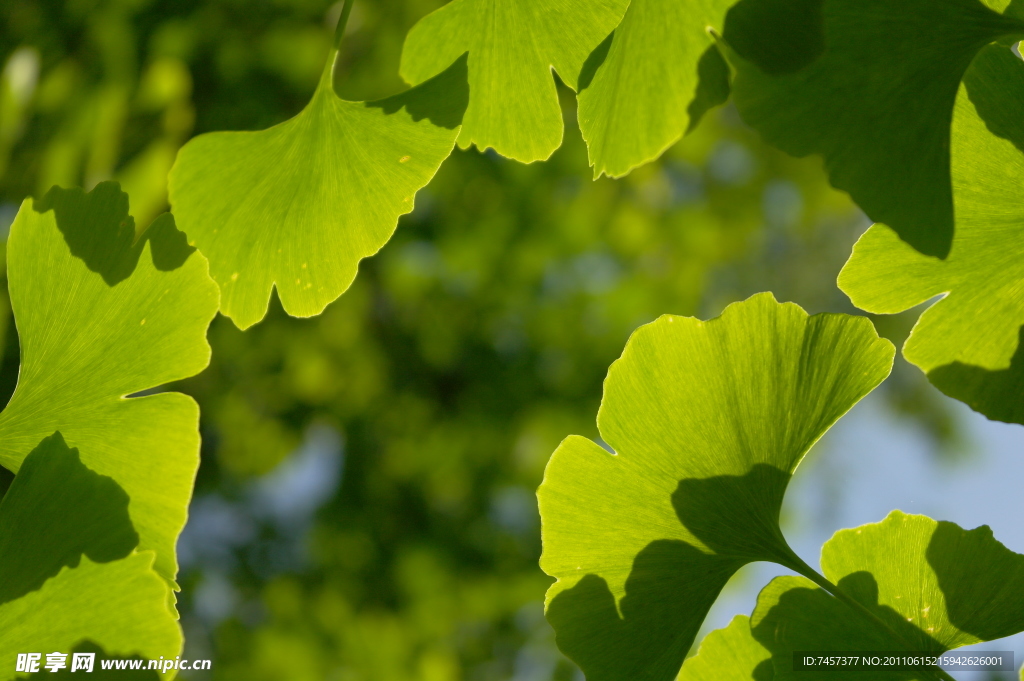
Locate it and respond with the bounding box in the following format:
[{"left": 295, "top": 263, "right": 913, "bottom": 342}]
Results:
[
  {"left": 539, "top": 293, "right": 893, "bottom": 681},
  {"left": 169, "top": 50, "right": 467, "bottom": 328},
  {"left": 0, "top": 183, "right": 218, "bottom": 584},
  {"left": 400, "top": 0, "right": 629, "bottom": 163}
]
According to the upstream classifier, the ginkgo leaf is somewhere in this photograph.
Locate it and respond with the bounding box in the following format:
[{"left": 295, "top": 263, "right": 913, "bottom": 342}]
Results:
[
  {"left": 400, "top": 0, "right": 629, "bottom": 163},
  {"left": 721, "top": 0, "right": 1024, "bottom": 258},
  {"left": 676, "top": 615, "right": 772, "bottom": 681},
  {"left": 169, "top": 49, "right": 468, "bottom": 329},
  {"left": 0, "top": 434, "right": 180, "bottom": 679},
  {"left": 839, "top": 44, "right": 1024, "bottom": 424},
  {"left": 576, "top": 0, "right": 734, "bottom": 178},
  {"left": 927, "top": 340, "right": 1024, "bottom": 426},
  {"left": 0, "top": 555, "right": 180, "bottom": 680},
  {"left": 0, "top": 183, "right": 219, "bottom": 585},
  {"left": 751, "top": 511, "right": 1024, "bottom": 679},
  {"left": 752, "top": 576, "right": 922, "bottom": 681},
  {"left": 824, "top": 511, "right": 1024, "bottom": 648},
  {"left": 539, "top": 293, "right": 893, "bottom": 681}
]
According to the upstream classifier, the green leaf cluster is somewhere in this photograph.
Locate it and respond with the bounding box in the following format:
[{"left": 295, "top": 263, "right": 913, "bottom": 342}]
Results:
[
  {"left": 164, "top": 0, "right": 736, "bottom": 330},
  {"left": 173, "top": 107, "right": 867, "bottom": 679},
  {"left": 676, "top": 511, "right": 1024, "bottom": 680},
  {"left": 840, "top": 44, "right": 1024, "bottom": 425},
  {"left": 161, "top": 0, "right": 1024, "bottom": 447},
  {"left": 540, "top": 294, "right": 893, "bottom": 679},
  {"left": 4, "top": 0, "right": 1024, "bottom": 676},
  {"left": 1, "top": 183, "right": 217, "bottom": 583},
  {"left": 541, "top": 296, "right": 1024, "bottom": 680}
]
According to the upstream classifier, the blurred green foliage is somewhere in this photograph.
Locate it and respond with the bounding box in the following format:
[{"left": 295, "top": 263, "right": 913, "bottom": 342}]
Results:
[{"left": 0, "top": 1, "right": 965, "bottom": 679}]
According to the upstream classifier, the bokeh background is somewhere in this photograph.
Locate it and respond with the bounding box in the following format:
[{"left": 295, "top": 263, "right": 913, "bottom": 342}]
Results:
[{"left": 1, "top": 1, "right": 1021, "bottom": 679}]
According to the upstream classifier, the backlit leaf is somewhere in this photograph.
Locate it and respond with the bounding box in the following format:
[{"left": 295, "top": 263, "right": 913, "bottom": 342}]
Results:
[
  {"left": 576, "top": 0, "right": 734, "bottom": 178},
  {"left": 0, "top": 182, "right": 219, "bottom": 584},
  {"left": 400, "top": 0, "right": 629, "bottom": 163},
  {"left": 722, "top": 0, "right": 1024, "bottom": 257},
  {"left": 752, "top": 575, "right": 921, "bottom": 681},
  {"left": 751, "top": 511, "right": 1024, "bottom": 679},
  {"left": 0, "top": 434, "right": 180, "bottom": 679},
  {"left": 0, "top": 555, "right": 179, "bottom": 679},
  {"left": 839, "top": 45, "right": 1024, "bottom": 424},
  {"left": 539, "top": 293, "right": 893, "bottom": 681},
  {"left": 169, "top": 50, "right": 468, "bottom": 329},
  {"left": 676, "top": 615, "right": 772, "bottom": 681},
  {"left": 0, "top": 433, "right": 137, "bottom": 607}
]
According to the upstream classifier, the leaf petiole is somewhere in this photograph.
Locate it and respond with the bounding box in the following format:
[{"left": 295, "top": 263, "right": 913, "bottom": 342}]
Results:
[
  {"left": 786, "top": 557, "right": 958, "bottom": 681},
  {"left": 331, "top": 0, "right": 355, "bottom": 95},
  {"left": 333, "top": 0, "right": 355, "bottom": 50}
]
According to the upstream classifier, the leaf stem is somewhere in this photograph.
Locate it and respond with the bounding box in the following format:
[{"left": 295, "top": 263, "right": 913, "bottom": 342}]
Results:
[
  {"left": 785, "top": 556, "right": 958, "bottom": 681},
  {"left": 333, "top": 0, "right": 355, "bottom": 50},
  {"left": 329, "top": 0, "right": 356, "bottom": 95}
]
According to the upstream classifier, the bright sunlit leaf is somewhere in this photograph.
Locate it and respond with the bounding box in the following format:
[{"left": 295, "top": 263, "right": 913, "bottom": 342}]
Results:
[
  {"left": 400, "top": 0, "right": 629, "bottom": 163},
  {"left": 169, "top": 49, "right": 468, "bottom": 329},
  {"left": 0, "top": 434, "right": 180, "bottom": 679},
  {"left": 576, "top": 0, "right": 734, "bottom": 178},
  {"left": 676, "top": 615, "right": 771, "bottom": 680},
  {"left": 0, "top": 182, "right": 218, "bottom": 585},
  {"left": 751, "top": 511, "right": 1024, "bottom": 679},
  {"left": 0, "top": 555, "right": 179, "bottom": 679},
  {"left": 539, "top": 293, "right": 893, "bottom": 681}
]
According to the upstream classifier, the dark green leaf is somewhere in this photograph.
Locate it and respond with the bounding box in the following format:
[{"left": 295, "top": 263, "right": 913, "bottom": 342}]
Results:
[
  {"left": 723, "top": 0, "right": 1024, "bottom": 257},
  {"left": 839, "top": 45, "right": 1024, "bottom": 424},
  {"left": 0, "top": 432, "right": 137, "bottom": 606}
]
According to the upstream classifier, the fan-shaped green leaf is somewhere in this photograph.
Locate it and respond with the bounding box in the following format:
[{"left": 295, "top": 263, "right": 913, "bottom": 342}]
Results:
[
  {"left": 169, "top": 51, "right": 468, "bottom": 329},
  {"left": 0, "top": 555, "right": 179, "bottom": 680},
  {"left": 0, "top": 434, "right": 180, "bottom": 679},
  {"left": 0, "top": 183, "right": 219, "bottom": 584},
  {"left": 576, "top": 0, "right": 734, "bottom": 178},
  {"left": 400, "top": 0, "right": 629, "bottom": 163},
  {"left": 677, "top": 615, "right": 772, "bottom": 681},
  {"left": 722, "top": 0, "right": 1024, "bottom": 258},
  {"left": 539, "top": 293, "right": 893, "bottom": 681},
  {"left": 839, "top": 45, "right": 1024, "bottom": 424},
  {"left": 751, "top": 511, "right": 1024, "bottom": 679}
]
